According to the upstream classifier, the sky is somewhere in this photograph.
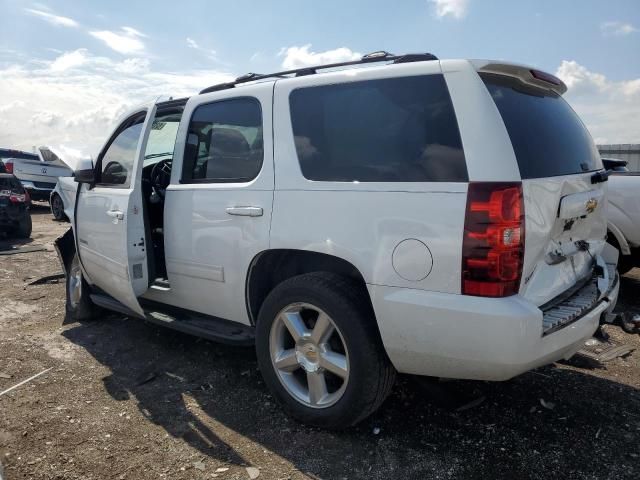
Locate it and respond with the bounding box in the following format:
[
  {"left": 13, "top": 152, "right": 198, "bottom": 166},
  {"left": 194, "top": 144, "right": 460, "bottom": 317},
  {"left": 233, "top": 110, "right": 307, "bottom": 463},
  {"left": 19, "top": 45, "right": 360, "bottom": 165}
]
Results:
[{"left": 0, "top": 0, "right": 639, "bottom": 159}]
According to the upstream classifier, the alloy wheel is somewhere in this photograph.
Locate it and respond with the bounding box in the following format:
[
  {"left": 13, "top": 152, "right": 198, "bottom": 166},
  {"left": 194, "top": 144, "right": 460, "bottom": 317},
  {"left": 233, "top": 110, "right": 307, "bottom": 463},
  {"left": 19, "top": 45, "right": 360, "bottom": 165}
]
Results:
[{"left": 269, "top": 303, "right": 349, "bottom": 408}]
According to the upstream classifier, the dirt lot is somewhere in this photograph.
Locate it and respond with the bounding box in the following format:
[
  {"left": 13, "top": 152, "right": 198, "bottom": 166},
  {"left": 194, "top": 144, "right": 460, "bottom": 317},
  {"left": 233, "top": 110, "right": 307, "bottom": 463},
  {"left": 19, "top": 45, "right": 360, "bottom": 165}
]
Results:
[{"left": 0, "top": 206, "right": 639, "bottom": 480}]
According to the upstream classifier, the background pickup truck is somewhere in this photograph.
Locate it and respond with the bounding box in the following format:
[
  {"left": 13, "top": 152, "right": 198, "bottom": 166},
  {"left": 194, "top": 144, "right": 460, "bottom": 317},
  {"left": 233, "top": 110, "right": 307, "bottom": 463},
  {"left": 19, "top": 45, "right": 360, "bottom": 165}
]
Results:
[
  {"left": 1, "top": 146, "right": 72, "bottom": 201},
  {"left": 604, "top": 158, "right": 640, "bottom": 274}
]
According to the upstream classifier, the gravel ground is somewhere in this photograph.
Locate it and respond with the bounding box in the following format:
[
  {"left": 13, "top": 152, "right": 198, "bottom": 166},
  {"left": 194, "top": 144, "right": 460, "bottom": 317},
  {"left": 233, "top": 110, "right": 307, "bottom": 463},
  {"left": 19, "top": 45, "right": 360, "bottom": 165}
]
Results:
[{"left": 0, "top": 205, "right": 639, "bottom": 480}]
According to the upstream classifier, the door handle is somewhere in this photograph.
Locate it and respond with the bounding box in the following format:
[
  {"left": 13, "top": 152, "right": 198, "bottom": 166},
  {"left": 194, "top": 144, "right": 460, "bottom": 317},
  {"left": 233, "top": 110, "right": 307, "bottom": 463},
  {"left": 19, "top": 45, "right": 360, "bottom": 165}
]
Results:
[
  {"left": 225, "top": 206, "right": 263, "bottom": 217},
  {"left": 106, "top": 209, "right": 124, "bottom": 220}
]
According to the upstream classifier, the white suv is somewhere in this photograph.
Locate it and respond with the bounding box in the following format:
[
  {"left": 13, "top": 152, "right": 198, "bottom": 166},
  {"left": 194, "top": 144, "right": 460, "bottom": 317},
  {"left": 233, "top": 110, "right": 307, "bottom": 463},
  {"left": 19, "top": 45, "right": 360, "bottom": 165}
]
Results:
[{"left": 56, "top": 52, "right": 620, "bottom": 428}]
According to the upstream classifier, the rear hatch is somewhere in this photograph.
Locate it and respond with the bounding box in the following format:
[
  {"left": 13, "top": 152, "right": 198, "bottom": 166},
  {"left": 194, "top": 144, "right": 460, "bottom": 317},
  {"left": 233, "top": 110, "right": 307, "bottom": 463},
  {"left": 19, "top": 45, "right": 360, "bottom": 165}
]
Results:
[{"left": 480, "top": 68, "right": 608, "bottom": 307}]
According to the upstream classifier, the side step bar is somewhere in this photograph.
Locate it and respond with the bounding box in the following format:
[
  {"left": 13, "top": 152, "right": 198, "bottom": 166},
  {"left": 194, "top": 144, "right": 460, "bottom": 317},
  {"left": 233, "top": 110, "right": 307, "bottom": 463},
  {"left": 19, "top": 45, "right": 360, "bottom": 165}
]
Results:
[
  {"left": 89, "top": 294, "right": 255, "bottom": 346},
  {"left": 90, "top": 294, "right": 144, "bottom": 319}
]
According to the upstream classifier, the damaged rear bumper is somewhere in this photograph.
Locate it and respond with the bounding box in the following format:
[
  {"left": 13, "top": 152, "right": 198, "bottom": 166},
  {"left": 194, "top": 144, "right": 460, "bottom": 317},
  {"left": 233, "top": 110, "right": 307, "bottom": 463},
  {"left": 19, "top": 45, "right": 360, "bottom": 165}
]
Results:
[{"left": 368, "top": 255, "right": 620, "bottom": 381}]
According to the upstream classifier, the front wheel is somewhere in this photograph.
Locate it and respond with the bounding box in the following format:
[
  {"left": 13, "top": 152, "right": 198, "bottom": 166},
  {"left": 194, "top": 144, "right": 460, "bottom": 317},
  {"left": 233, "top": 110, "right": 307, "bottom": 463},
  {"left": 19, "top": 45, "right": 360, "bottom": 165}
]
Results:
[
  {"left": 51, "top": 194, "right": 66, "bottom": 221},
  {"left": 65, "top": 253, "right": 97, "bottom": 321},
  {"left": 255, "top": 273, "right": 396, "bottom": 428}
]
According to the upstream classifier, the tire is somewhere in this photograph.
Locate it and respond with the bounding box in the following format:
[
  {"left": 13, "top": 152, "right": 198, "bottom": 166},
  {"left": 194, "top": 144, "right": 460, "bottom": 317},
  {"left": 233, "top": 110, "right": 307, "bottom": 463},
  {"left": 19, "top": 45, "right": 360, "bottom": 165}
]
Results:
[
  {"left": 620, "top": 313, "right": 640, "bottom": 334},
  {"left": 607, "top": 237, "right": 634, "bottom": 275},
  {"left": 51, "top": 194, "right": 66, "bottom": 221},
  {"left": 65, "top": 252, "right": 97, "bottom": 321},
  {"left": 16, "top": 214, "right": 32, "bottom": 238},
  {"left": 255, "top": 272, "right": 396, "bottom": 428}
]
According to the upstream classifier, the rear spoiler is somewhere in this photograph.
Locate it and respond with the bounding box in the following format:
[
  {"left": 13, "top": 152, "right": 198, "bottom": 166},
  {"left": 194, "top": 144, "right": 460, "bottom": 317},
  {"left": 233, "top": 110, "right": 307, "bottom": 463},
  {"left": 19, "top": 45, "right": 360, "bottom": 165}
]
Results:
[{"left": 470, "top": 60, "right": 567, "bottom": 95}]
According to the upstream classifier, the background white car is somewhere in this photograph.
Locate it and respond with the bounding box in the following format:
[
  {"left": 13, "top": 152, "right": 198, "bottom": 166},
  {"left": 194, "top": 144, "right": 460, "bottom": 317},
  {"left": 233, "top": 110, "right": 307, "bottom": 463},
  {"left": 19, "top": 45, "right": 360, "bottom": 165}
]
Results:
[
  {"left": 50, "top": 176, "right": 77, "bottom": 221},
  {"left": 603, "top": 158, "right": 640, "bottom": 274}
]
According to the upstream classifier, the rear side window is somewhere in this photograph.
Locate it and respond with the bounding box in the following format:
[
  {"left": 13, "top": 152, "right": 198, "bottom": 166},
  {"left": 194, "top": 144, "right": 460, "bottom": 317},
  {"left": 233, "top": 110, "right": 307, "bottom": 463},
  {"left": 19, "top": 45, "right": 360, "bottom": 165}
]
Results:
[
  {"left": 289, "top": 75, "right": 467, "bottom": 182},
  {"left": 482, "top": 74, "right": 602, "bottom": 179},
  {"left": 0, "top": 150, "right": 37, "bottom": 161},
  {"left": 181, "top": 98, "right": 263, "bottom": 183}
]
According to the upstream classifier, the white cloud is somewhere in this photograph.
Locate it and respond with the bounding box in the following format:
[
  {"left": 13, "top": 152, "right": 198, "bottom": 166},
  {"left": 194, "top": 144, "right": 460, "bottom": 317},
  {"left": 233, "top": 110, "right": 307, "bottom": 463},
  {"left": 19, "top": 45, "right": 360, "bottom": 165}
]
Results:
[
  {"left": 50, "top": 49, "right": 88, "bottom": 72},
  {"left": 0, "top": 100, "right": 26, "bottom": 114},
  {"left": 24, "top": 8, "right": 78, "bottom": 27},
  {"left": 430, "top": 0, "right": 469, "bottom": 19},
  {"left": 556, "top": 60, "right": 608, "bottom": 93},
  {"left": 31, "top": 111, "right": 63, "bottom": 127},
  {"left": 184, "top": 37, "right": 219, "bottom": 63},
  {"left": 89, "top": 27, "right": 146, "bottom": 55},
  {"left": 121, "top": 26, "right": 147, "bottom": 38},
  {"left": 601, "top": 21, "right": 637, "bottom": 36},
  {"left": 114, "top": 58, "right": 150, "bottom": 74},
  {"left": 279, "top": 45, "right": 361, "bottom": 69},
  {"left": 0, "top": 50, "right": 233, "bottom": 157},
  {"left": 556, "top": 60, "right": 640, "bottom": 143}
]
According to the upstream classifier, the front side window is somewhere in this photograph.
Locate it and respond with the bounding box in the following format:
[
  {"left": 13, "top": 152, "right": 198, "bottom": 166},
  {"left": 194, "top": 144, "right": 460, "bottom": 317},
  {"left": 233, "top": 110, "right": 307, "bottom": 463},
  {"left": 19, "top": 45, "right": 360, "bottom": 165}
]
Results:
[
  {"left": 182, "top": 98, "right": 263, "bottom": 183},
  {"left": 289, "top": 74, "right": 467, "bottom": 182},
  {"left": 99, "top": 121, "right": 144, "bottom": 187}
]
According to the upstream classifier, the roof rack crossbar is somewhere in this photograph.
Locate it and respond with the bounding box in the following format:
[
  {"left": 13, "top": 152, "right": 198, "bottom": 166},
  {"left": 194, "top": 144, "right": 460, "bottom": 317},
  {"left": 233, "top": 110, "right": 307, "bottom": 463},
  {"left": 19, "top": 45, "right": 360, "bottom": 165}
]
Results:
[{"left": 199, "top": 51, "right": 438, "bottom": 94}]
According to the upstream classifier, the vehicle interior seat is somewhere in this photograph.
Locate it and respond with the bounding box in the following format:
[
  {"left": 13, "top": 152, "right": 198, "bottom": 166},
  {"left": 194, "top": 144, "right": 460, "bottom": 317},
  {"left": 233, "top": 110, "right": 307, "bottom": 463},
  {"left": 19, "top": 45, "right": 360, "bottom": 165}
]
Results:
[{"left": 206, "top": 128, "right": 255, "bottom": 180}]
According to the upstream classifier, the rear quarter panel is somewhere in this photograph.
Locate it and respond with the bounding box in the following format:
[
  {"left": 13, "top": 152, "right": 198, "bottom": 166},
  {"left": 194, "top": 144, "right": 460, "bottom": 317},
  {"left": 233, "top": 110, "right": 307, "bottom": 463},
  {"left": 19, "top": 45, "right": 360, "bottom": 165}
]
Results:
[{"left": 271, "top": 61, "right": 470, "bottom": 294}]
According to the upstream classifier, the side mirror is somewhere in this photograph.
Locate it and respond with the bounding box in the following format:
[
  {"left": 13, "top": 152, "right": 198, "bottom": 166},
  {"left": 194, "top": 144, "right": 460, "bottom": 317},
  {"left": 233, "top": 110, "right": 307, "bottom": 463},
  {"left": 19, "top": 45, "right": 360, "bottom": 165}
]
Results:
[{"left": 74, "top": 168, "right": 96, "bottom": 184}]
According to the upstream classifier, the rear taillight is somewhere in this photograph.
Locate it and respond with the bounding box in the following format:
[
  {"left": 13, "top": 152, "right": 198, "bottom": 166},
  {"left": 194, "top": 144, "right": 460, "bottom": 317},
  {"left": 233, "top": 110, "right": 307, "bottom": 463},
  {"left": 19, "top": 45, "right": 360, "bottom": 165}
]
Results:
[
  {"left": 530, "top": 69, "right": 562, "bottom": 86},
  {"left": 4, "top": 161, "right": 13, "bottom": 174},
  {"left": 462, "top": 182, "right": 525, "bottom": 297},
  {"left": 10, "top": 192, "right": 27, "bottom": 203}
]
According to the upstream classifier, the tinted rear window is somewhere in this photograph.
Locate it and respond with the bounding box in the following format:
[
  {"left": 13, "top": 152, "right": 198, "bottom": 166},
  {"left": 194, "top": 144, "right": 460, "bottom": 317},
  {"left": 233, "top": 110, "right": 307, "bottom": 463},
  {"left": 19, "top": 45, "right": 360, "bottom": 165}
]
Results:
[
  {"left": 482, "top": 74, "right": 602, "bottom": 179},
  {"left": 0, "top": 150, "right": 38, "bottom": 161},
  {"left": 0, "top": 176, "right": 22, "bottom": 191},
  {"left": 289, "top": 74, "right": 467, "bottom": 182}
]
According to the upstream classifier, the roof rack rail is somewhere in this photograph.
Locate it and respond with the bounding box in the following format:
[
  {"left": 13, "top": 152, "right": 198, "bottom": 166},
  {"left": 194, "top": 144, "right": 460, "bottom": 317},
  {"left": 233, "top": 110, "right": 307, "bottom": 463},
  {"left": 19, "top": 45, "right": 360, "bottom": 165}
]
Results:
[{"left": 199, "top": 51, "right": 438, "bottom": 94}]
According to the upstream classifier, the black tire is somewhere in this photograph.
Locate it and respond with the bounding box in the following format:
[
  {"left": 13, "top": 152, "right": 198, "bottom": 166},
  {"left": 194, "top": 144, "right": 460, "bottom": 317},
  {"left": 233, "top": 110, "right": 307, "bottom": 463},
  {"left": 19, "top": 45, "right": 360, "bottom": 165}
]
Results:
[
  {"left": 620, "top": 313, "right": 640, "bottom": 334},
  {"left": 65, "top": 252, "right": 98, "bottom": 321},
  {"left": 607, "top": 236, "right": 634, "bottom": 275},
  {"left": 51, "top": 194, "right": 66, "bottom": 221},
  {"left": 255, "top": 272, "right": 396, "bottom": 428},
  {"left": 16, "top": 214, "right": 32, "bottom": 238}
]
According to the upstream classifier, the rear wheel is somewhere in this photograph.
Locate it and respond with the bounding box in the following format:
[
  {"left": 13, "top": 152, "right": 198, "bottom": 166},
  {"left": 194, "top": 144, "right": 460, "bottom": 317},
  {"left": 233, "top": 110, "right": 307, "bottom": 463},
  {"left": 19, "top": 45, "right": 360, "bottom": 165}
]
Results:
[
  {"left": 51, "top": 194, "right": 65, "bottom": 221},
  {"left": 15, "top": 214, "right": 32, "bottom": 238},
  {"left": 255, "top": 272, "right": 396, "bottom": 428},
  {"left": 607, "top": 235, "right": 634, "bottom": 275},
  {"left": 65, "top": 253, "right": 97, "bottom": 321}
]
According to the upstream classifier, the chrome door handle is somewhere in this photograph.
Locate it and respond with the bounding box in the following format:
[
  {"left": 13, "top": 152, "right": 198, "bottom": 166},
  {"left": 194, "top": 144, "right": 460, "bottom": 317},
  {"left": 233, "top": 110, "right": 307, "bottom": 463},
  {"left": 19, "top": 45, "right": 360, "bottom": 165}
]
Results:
[
  {"left": 225, "top": 206, "right": 263, "bottom": 217},
  {"left": 106, "top": 209, "right": 124, "bottom": 220}
]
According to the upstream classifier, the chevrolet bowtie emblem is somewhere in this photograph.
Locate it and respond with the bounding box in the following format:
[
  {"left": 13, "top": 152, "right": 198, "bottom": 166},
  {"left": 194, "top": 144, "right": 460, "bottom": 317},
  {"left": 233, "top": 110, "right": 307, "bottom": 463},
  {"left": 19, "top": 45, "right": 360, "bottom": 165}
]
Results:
[{"left": 585, "top": 198, "right": 598, "bottom": 213}]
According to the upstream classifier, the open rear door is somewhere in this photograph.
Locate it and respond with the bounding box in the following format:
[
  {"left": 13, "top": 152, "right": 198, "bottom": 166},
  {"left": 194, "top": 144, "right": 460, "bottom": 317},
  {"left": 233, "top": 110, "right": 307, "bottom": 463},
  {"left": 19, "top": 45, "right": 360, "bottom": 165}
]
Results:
[{"left": 75, "top": 101, "right": 158, "bottom": 317}]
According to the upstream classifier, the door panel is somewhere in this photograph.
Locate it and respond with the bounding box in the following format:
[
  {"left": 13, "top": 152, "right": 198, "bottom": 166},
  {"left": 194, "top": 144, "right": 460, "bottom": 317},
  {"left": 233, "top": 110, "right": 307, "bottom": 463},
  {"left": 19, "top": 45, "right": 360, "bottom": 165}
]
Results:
[
  {"left": 76, "top": 103, "right": 157, "bottom": 316},
  {"left": 162, "top": 187, "right": 273, "bottom": 323},
  {"left": 161, "top": 82, "right": 275, "bottom": 324}
]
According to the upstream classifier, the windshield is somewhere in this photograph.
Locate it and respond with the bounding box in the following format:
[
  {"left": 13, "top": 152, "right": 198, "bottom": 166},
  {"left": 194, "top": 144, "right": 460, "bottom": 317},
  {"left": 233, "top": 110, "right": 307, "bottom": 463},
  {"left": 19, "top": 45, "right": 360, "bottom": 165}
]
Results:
[
  {"left": 143, "top": 116, "right": 181, "bottom": 167},
  {"left": 482, "top": 74, "right": 602, "bottom": 179}
]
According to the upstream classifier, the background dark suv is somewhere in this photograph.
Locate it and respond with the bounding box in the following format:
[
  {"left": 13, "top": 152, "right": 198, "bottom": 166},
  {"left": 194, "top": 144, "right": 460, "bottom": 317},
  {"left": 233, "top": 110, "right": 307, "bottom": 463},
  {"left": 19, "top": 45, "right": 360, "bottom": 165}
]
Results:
[{"left": 0, "top": 173, "right": 32, "bottom": 238}]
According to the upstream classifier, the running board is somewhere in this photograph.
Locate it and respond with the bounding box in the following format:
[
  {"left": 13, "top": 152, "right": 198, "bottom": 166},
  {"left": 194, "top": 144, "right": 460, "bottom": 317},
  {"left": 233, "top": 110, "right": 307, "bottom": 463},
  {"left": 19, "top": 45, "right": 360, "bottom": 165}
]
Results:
[
  {"left": 140, "top": 299, "right": 255, "bottom": 346},
  {"left": 89, "top": 294, "right": 255, "bottom": 346},
  {"left": 90, "top": 294, "right": 144, "bottom": 319}
]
